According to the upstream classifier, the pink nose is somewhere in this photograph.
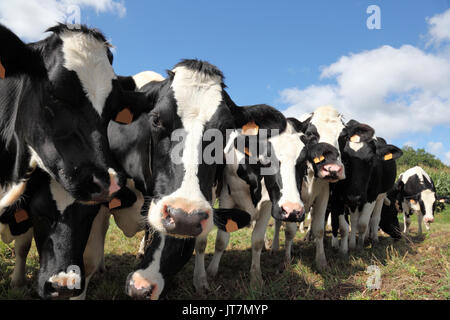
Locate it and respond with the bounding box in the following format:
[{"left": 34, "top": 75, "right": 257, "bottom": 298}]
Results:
[
  {"left": 108, "top": 173, "right": 120, "bottom": 196},
  {"left": 424, "top": 216, "right": 434, "bottom": 223},
  {"left": 281, "top": 202, "right": 303, "bottom": 214},
  {"left": 324, "top": 164, "right": 343, "bottom": 173}
]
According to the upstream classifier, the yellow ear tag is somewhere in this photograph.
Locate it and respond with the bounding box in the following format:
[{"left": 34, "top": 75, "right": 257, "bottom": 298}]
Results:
[
  {"left": 313, "top": 155, "right": 325, "bottom": 164},
  {"left": 350, "top": 135, "right": 361, "bottom": 143},
  {"left": 225, "top": 219, "right": 239, "bottom": 232},
  {"left": 0, "top": 58, "right": 5, "bottom": 79},
  {"left": 14, "top": 209, "right": 29, "bottom": 223},
  {"left": 115, "top": 108, "right": 134, "bottom": 124},
  {"left": 242, "top": 121, "right": 259, "bottom": 136},
  {"left": 384, "top": 153, "right": 393, "bottom": 161}
]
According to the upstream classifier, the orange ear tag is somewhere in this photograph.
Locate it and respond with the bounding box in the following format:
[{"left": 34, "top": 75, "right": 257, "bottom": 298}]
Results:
[
  {"left": 384, "top": 153, "right": 393, "bottom": 161},
  {"left": 244, "top": 147, "right": 252, "bottom": 157},
  {"left": 0, "top": 58, "right": 5, "bottom": 79},
  {"left": 225, "top": 219, "right": 239, "bottom": 232},
  {"left": 410, "top": 199, "right": 416, "bottom": 204},
  {"left": 313, "top": 155, "right": 325, "bottom": 164},
  {"left": 242, "top": 121, "right": 259, "bottom": 136},
  {"left": 109, "top": 198, "right": 122, "bottom": 210},
  {"left": 14, "top": 209, "right": 29, "bottom": 223},
  {"left": 115, "top": 108, "right": 133, "bottom": 124},
  {"left": 350, "top": 135, "right": 361, "bottom": 143}
]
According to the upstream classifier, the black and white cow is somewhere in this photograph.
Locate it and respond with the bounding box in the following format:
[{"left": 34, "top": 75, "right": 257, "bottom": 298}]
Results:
[
  {"left": 328, "top": 120, "right": 403, "bottom": 252},
  {"left": 272, "top": 106, "right": 346, "bottom": 268},
  {"left": 396, "top": 166, "right": 436, "bottom": 235},
  {"left": 0, "top": 23, "right": 151, "bottom": 299}
]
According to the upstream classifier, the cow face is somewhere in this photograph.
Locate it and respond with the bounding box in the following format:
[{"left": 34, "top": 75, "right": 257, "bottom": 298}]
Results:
[
  {"left": 144, "top": 60, "right": 282, "bottom": 238},
  {"left": 397, "top": 168, "right": 436, "bottom": 227},
  {"left": 299, "top": 106, "right": 346, "bottom": 181},
  {"left": 0, "top": 24, "right": 148, "bottom": 203},
  {"left": 339, "top": 120, "right": 402, "bottom": 210},
  {"left": 232, "top": 119, "right": 341, "bottom": 222}
]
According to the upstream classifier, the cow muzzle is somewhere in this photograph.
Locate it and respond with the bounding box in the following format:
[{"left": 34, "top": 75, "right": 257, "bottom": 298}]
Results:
[
  {"left": 88, "top": 169, "right": 121, "bottom": 203},
  {"left": 319, "top": 163, "right": 345, "bottom": 182},
  {"left": 280, "top": 202, "right": 305, "bottom": 222},
  {"left": 126, "top": 272, "right": 160, "bottom": 300}
]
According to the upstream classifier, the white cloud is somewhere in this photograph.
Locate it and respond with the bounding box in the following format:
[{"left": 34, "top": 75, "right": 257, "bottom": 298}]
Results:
[
  {"left": 403, "top": 141, "right": 416, "bottom": 148},
  {"left": 427, "top": 141, "right": 444, "bottom": 154},
  {"left": 0, "top": 0, "right": 126, "bottom": 41},
  {"left": 281, "top": 9, "right": 450, "bottom": 141},
  {"left": 426, "top": 8, "right": 450, "bottom": 47}
]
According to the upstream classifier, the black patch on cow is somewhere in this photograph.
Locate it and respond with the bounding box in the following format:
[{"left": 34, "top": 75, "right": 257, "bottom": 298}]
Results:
[{"left": 237, "top": 163, "right": 263, "bottom": 207}]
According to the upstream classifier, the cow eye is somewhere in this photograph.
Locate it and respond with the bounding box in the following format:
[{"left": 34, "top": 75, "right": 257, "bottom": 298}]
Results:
[{"left": 150, "top": 112, "right": 162, "bottom": 128}]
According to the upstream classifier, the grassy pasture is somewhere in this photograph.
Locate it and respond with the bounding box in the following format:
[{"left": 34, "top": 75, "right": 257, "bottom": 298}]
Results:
[{"left": 1, "top": 206, "right": 448, "bottom": 300}]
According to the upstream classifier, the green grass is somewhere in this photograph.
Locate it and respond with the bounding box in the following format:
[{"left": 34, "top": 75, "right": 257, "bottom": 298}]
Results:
[{"left": 1, "top": 206, "right": 449, "bottom": 300}]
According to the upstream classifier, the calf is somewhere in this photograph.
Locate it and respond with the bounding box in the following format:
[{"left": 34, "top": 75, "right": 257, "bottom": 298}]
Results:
[
  {"left": 397, "top": 166, "right": 436, "bottom": 235},
  {"left": 272, "top": 106, "right": 346, "bottom": 268},
  {"left": 330, "top": 120, "right": 403, "bottom": 252}
]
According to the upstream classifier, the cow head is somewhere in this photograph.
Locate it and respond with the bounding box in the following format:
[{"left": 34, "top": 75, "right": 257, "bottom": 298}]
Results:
[
  {"left": 339, "top": 120, "right": 403, "bottom": 210},
  {"left": 299, "top": 106, "right": 346, "bottom": 182},
  {"left": 142, "top": 59, "right": 279, "bottom": 238},
  {"left": 0, "top": 24, "right": 149, "bottom": 203},
  {"left": 397, "top": 168, "right": 436, "bottom": 228}
]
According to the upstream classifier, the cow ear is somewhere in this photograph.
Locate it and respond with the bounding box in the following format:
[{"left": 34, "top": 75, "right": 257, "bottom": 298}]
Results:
[
  {"left": 0, "top": 24, "right": 47, "bottom": 79},
  {"left": 377, "top": 144, "right": 403, "bottom": 161},
  {"left": 213, "top": 208, "right": 251, "bottom": 232},
  {"left": 345, "top": 120, "right": 375, "bottom": 143},
  {"left": 115, "top": 91, "right": 150, "bottom": 124}
]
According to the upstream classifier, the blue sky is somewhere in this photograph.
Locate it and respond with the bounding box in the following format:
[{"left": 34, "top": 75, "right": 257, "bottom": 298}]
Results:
[{"left": 1, "top": 0, "right": 449, "bottom": 163}]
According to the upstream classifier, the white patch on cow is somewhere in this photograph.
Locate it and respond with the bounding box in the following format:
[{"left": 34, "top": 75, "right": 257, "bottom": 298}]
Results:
[
  {"left": 132, "top": 71, "right": 165, "bottom": 89},
  {"left": 170, "top": 65, "right": 222, "bottom": 200},
  {"left": 400, "top": 166, "right": 432, "bottom": 185},
  {"left": 349, "top": 141, "right": 364, "bottom": 152},
  {"left": 310, "top": 106, "right": 345, "bottom": 152},
  {"left": 28, "top": 146, "right": 51, "bottom": 176},
  {"left": 60, "top": 31, "right": 116, "bottom": 116},
  {"left": 421, "top": 189, "right": 436, "bottom": 221},
  {"left": 130, "top": 233, "right": 165, "bottom": 300},
  {"left": 49, "top": 179, "right": 75, "bottom": 212},
  {"left": 269, "top": 123, "right": 304, "bottom": 208}
]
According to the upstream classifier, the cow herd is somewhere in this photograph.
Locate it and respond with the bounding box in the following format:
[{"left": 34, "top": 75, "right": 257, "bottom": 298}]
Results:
[{"left": 0, "top": 23, "right": 439, "bottom": 300}]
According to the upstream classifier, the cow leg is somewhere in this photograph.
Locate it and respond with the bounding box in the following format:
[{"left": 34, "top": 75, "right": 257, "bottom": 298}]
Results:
[
  {"left": 338, "top": 215, "right": 349, "bottom": 255},
  {"left": 403, "top": 211, "right": 411, "bottom": 234},
  {"left": 369, "top": 196, "right": 385, "bottom": 244},
  {"left": 137, "top": 234, "right": 146, "bottom": 259},
  {"left": 271, "top": 219, "right": 282, "bottom": 252},
  {"left": 349, "top": 209, "right": 359, "bottom": 251},
  {"left": 305, "top": 208, "right": 315, "bottom": 241},
  {"left": 311, "top": 189, "right": 329, "bottom": 270},
  {"left": 10, "top": 228, "right": 33, "bottom": 288},
  {"left": 331, "top": 211, "right": 340, "bottom": 250},
  {"left": 417, "top": 212, "right": 423, "bottom": 235},
  {"left": 71, "top": 207, "right": 110, "bottom": 300},
  {"left": 207, "top": 229, "right": 230, "bottom": 278},
  {"left": 284, "top": 222, "right": 297, "bottom": 262},
  {"left": 357, "top": 202, "right": 377, "bottom": 250},
  {"left": 250, "top": 203, "right": 271, "bottom": 287},
  {"left": 193, "top": 235, "right": 209, "bottom": 293}
]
